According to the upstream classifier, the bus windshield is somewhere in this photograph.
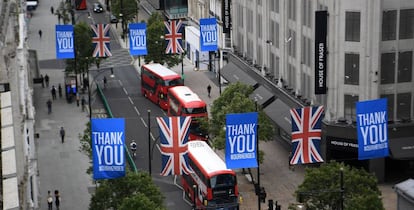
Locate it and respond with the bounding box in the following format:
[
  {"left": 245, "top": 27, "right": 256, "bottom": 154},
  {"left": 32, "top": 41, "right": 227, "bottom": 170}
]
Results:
[
  {"left": 164, "top": 78, "right": 183, "bottom": 87},
  {"left": 210, "top": 174, "right": 236, "bottom": 188},
  {"left": 183, "top": 107, "right": 207, "bottom": 114}
]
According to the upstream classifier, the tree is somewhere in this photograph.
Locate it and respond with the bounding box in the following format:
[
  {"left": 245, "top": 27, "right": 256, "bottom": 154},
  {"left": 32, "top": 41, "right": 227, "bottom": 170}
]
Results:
[
  {"left": 208, "top": 82, "right": 275, "bottom": 161},
  {"left": 110, "top": 0, "right": 138, "bottom": 24},
  {"left": 293, "top": 161, "right": 384, "bottom": 210},
  {"left": 89, "top": 171, "right": 166, "bottom": 210},
  {"left": 145, "top": 12, "right": 182, "bottom": 67}
]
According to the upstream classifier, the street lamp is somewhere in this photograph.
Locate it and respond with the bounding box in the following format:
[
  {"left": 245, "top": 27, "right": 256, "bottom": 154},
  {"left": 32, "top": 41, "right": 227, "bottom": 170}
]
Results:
[
  {"left": 148, "top": 109, "right": 151, "bottom": 174},
  {"left": 340, "top": 167, "right": 344, "bottom": 210}
]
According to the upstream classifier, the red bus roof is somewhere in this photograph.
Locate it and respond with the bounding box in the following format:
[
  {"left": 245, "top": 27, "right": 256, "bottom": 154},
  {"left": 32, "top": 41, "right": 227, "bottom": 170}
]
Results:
[
  {"left": 187, "top": 141, "right": 235, "bottom": 177},
  {"left": 142, "top": 63, "right": 181, "bottom": 80},
  {"left": 169, "top": 86, "right": 207, "bottom": 108}
]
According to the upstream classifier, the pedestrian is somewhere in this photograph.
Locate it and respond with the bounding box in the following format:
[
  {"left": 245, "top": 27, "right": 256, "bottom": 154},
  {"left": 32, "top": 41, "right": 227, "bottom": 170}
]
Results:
[
  {"left": 40, "top": 74, "right": 44, "bottom": 88},
  {"left": 60, "top": 127, "right": 65, "bottom": 143},
  {"left": 38, "top": 29, "right": 42, "bottom": 39},
  {"left": 51, "top": 85, "right": 57, "bottom": 100},
  {"left": 44, "top": 74, "right": 49, "bottom": 87},
  {"left": 50, "top": 6, "right": 54, "bottom": 14},
  {"left": 76, "top": 92, "right": 80, "bottom": 106},
  {"left": 58, "top": 13, "right": 61, "bottom": 24},
  {"left": 46, "top": 99, "right": 52, "bottom": 114},
  {"left": 288, "top": 152, "right": 295, "bottom": 171},
  {"left": 58, "top": 84, "right": 62, "bottom": 98},
  {"left": 81, "top": 96, "right": 86, "bottom": 112},
  {"left": 47, "top": 190, "right": 53, "bottom": 210},
  {"left": 54, "top": 190, "right": 60, "bottom": 209},
  {"left": 103, "top": 76, "right": 107, "bottom": 89},
  {"left": 207, "top": 84, "right": 212, "bottom": 97}
]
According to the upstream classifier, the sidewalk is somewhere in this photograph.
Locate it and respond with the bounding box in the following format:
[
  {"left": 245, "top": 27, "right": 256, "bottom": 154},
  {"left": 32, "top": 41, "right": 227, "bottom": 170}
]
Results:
[{"left": 28, "top": 1, "right": 92, "bottom": 209}]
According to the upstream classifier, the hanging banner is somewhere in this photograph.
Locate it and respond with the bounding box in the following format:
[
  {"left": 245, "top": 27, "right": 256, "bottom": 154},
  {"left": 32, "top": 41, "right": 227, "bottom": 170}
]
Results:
[
  {"left": 200, "top": 18, "right": 218, "bottom": 52},
  {"left": 356, "top": 98, "right": 389, "bottom": 160},
  {"left": 55, "top": 25, "right": 75, "bottom": 59},
  {"left": 314, "top": 11, "right": 328, "bottom": 94},
  {"left": 222, "top": 0, "right": 231, "bottom": 34},
  {"left": 129, "top": 23, "right": 147, "bottom": 55},
  {"left": 225, "top": 112, "right": 258, "bottom": 169},
  {"left": 92, "top": 118, "right": 125, "bottom": 179}
]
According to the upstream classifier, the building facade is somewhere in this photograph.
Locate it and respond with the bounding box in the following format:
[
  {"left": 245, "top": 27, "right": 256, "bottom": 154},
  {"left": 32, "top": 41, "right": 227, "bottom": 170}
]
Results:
[{"left": 218, "top": 0, "right": 414, "bottom": 182}]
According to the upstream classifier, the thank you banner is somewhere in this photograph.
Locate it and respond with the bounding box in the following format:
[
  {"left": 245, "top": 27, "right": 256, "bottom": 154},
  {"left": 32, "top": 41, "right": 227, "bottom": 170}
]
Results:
[
  {"left": 129, "top": 23, "right": 147, "bottom": 55},
  {"left": 92, "top": 118, "right": 125, "bottom": 179},
  {"left": 200, "top": 18, "right": 218, "bottom": 51},
  {"left": 356, "top": 98, "right": 389, "bottom": 160},
  {"left": 225, "top": 112, "right": 258, "bottom": 169},
  {"left": 55, "top": 25, "right": 74, "bottom": 59}
]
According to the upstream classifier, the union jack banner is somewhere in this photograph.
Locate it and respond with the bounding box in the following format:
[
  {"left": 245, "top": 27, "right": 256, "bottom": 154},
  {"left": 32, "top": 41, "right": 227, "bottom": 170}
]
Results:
[
  {"left": 164, "top": 20, "right": 184, "bottom": 54},
  {"left": 91, "top": 24, "right": 112, "bottom": 57},
  {"left": 290, "top": 106, "right": 324, "bottom": 165},
  {"left": 157, "top": 116, "right": 192, "bottom": 176}
]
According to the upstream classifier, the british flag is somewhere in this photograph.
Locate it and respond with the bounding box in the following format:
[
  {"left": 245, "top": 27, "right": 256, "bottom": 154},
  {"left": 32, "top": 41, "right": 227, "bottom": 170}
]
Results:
[
  {"left": 290, "top": 106, "right": 324, "bottom": 165},
  {"left": 91, "top": 24, "right": 112, "bottom": 57},
  {"left": 164, "top": 20, "right": 184, "bottom": 54},
  {"left": 157, "top": 116, "right": 193, "bottom": 176}
]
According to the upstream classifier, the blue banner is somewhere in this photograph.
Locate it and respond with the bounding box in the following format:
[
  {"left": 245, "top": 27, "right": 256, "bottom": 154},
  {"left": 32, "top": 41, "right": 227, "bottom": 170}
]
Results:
[
  {"left": 356, "top": 98, "right": 389, "bottom": 160},
  {"left": 92, "top": 118, "right": 125, "bottom": 179},
  {"left": 129, "top": 23, "right": 147, "bottom": 55},
  {"left": 55, "top": 25, "right": 75, "bottom": 59},
  {"left": 200, "top": 18, "right": 218, "bottom": 52},
  {"left": 225, "top": 112, "right": 258, "bottom": 169}
]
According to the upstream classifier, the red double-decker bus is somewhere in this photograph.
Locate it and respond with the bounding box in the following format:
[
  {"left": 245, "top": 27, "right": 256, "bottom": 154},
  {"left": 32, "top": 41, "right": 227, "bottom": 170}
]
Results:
[
  {"left": 141, "top": 63, "right": 183, "bottom": 110},
  {"left": 168, "top": 86, "right": 208, "bottom": 141},
  {"left": 182, "top": 141, "right": 239, "bottom": 210},
  {"left": 74, "top": 0, "right": 87, "bottom": 10}
]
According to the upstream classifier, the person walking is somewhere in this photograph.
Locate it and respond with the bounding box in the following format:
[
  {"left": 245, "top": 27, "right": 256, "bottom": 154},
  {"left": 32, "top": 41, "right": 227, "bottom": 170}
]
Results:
[
  {"left": 40, "top": 74, "right": 45, "bottom": 88},
  {"left": 103, "top": 76, "right": 107, "bottom": 89},
  {"left": 47, "top": 190, "right": 53, "bottom": 210},
  {"left": 81, "top": 96, "right": 86, "bottom": 112},
  {"left": 50, "top": 6, "right": 54, "bottom": 14},
  {"left": 51, "top": 85, "right": 57, "bottom": 100},
  {"left": 58, "top": 84, "right": 62, "bottom": 98},
  {"left": 38, "top": 29, "right": 42, "bottom": 39},
  {"left": 44, "top": 74, "right": 49, "bottom": 87},
  {"left": 288, "top": 152, "right": 295, "bottom": 171},
  {"left": 54, "top": 190, "right": 60, "bottom": 209},
  {"left": 76, "top": 92, "right": 80, "bottom": 106},
  {"left": 60, "top": 127, "right": 65, "bottom": 143},
  {"left": 207, "top": 84, "right": 212, "bottom": 97},
  {"left": 46, "top": 99, "right": 52, "bottom": 114}
]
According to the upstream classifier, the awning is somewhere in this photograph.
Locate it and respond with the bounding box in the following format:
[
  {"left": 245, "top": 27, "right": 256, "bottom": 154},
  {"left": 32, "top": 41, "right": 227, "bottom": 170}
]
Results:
[
  {"left": 388, "top": 137, "right": 414, "bottom": 159},
  {"left": 221, "top": 62, "right": 259, "bottom": 88},
  {"left": 249, "top": 86, "right": 275, "bottom": 108},
  {"left": 263, "top": 99, "right": 292, "bottom": 133}
]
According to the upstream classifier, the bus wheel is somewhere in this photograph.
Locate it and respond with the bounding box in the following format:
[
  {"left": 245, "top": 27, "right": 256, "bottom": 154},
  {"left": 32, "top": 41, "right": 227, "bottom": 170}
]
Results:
[{"left": 143, "top": 92, "right": 147, "bottom": 98}]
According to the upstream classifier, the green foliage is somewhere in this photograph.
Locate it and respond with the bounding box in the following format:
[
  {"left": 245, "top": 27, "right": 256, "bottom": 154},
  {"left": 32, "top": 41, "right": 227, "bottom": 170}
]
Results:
[
  {"left": 110, "top": 0, "right": 138, "bottom": 23},
  {"left": 208, "top": 82, "right": 275, "bottom": 154},
  {"left": 89, "top": 171, "right": 166, "bottom": 210},
  {"left": 145, "top": 13, "right": 182, "bottom": 67},
  {"left": 78, "top": 122, "right": 93, "bottom": 174},
  {"left": 295, "top": 161, "right": 384, "bottom": 210}
]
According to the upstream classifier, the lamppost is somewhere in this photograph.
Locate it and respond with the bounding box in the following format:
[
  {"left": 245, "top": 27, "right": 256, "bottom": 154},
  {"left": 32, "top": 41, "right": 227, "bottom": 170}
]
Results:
[
  {"left": 255, "top": 98, "right": 262, "bottom": 210},
  {"left": 147, "top": 109, "right": 151, "bottom": 174}
]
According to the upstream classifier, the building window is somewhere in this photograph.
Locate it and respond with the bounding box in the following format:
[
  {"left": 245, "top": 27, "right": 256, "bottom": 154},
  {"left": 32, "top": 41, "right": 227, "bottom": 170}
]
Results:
[
  {"left": 344, "top": 94, "right": 359, "bottom": 120},
  {"left": 257, "top": 45, "right": 263, "bottom": 65},
  {"left": 399, "top": 9, "right": 414, "bottom": 39},
  {"left": 397, "top": 92, "right": 411, "bottom": 120},
  {"left": 247, "top": 9, "right": 253, "bottom": 33},
  {"left": 344, "top": 53, "right": 360, "bottom": 85},
  {"left": 270, "top": 20, "right": 279, "bottom": 48},
  {"left": 257, "top": 14, "right": 262, "bottom": 38},
  {"left": 380, "top": 94, "right": 394, "bottom": 121},
  {"left": 288, "top": 30, "right": 296, "bottom": 58},
  {"left": 270, "top": 0, "right": 279, "bottom": 13},
  {"left": 288, "top": 0, "right": 296, "bottom": 21},
  {"left": 238, "top": 4, "right": 244, "bottom": 27},
  {"left": 345, "top": 11, "right": 361, "bottom": 42},
  {"left": 382, "top": 10, "right": 397, "bottom": 41},
  {"left": 398, "top": 51, "right": 413, "bottom": 83},
  {"left": 380, "top": 53, "right": 395, "bottom": 84}
]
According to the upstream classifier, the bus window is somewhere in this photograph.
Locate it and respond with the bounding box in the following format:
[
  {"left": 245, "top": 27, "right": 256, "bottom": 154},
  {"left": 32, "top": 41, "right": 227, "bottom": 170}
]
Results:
[{"left": 210, "top": 174, "right": 236, "bottom": 188}]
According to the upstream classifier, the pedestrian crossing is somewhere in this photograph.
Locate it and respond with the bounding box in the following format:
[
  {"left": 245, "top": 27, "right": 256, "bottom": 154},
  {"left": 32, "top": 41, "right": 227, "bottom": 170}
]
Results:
[{"left": 98, "top": 48, "right": 134, "bottom": 69}]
